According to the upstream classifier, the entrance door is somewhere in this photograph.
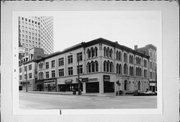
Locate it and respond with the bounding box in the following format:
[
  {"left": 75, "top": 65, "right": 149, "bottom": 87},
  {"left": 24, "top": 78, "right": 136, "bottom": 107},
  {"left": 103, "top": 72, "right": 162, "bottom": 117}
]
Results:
[
  {"left": 86, "top": 82, "right": 99, "bottom": 93},
  {"left": 104, "top": 81, "right": 114, "bottom": 93}
]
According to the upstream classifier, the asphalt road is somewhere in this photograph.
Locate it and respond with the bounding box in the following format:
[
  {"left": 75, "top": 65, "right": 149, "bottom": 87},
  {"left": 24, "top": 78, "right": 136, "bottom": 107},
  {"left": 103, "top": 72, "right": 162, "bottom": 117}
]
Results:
[{"left": 19, "top": 92, "right": 157, "bottom": 109}]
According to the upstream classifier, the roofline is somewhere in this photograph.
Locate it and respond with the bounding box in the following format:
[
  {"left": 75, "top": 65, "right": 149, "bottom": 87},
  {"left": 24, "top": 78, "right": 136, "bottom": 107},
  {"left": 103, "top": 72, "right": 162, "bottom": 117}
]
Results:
[{"left": 36, "top": 38, "right": 149, "bottom": 62}]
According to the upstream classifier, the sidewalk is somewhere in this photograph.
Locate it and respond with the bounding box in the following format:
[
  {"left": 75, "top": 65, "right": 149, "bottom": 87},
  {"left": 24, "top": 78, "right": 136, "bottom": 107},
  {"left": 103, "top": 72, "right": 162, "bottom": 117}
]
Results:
[{"left": 20, "top": 91, "right": 116, "bottom": 97}]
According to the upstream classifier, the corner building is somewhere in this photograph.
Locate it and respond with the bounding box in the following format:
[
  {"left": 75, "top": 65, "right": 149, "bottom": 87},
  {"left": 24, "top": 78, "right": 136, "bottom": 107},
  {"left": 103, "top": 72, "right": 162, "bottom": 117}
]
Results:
[{"left": 36, "top": 38, "right": 150, "bottom": 94}]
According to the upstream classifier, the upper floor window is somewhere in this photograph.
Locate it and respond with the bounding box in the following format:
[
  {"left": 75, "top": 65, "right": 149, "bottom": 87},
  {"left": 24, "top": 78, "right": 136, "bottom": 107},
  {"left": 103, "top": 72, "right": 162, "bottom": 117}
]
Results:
[
  {"left": 29, "top": 64, "right": 32, "bottom": 70},
  {"left": 129, "top": 55, "right": 133, "bottom": 64},
  {"left": 58, "top": 58, "right": 64, "bottom": 66},
  {"left": 136, "top": 57, "right": 141, "bottom": 65},
  {"left": 104, "top": 46, "right": 113, "bottom": 58},
  {"left": 39, "top": 72, "right": 44, "bottom": 80},
  {"left": 46, "top": 71, "right": 49, "bottom": 78},
  {"left": 68, "top": 55, "right": 73, "bottom": 64},
  {"left": 129, "top": 66, "right": 134, "bottom": 76},
  {"left": 46, "top": 62, "right": 49, "bottom": 69},
  {"left": 39, "top": 63, "right": 43, "bottom": 69},
  {"left": 136, "top": 67, "right": 142, "bottom": 76},
  {"left": 87, "top": 47, "right": 98, "bottom": 59},
  {"left": 19, "top": 75, "right": 22, "bottom": 80},
  {"left": 116, "top": 64, "right": 122, "bottom": 74},
  {"left": 144, "top": 59, "right": 147, "bottom": 67},
  {"left": 68, "top": 67, "right": 73, "bottom": 75},
  {"left": 144, "top": 69, "right": 147, "bottom": 78},
  {"left": 51, "top": 70, "right": 55, "bottom": 78},
  {"left": 29, "top": 73, "right": 32, "bottom": 79},
  {"left": 103, "top": 60, "right": 113, "bottom": 72},
  {"left": 59, "top": 69, "right": 64, "bottom": 77},
  {"left": 51, "top": 60, "right": 55, "bottom": 68},
  {"left": 87, "top": 61, "right": 98, "bottom": 73},
  {"left": 124, "top": 53, "right": 128, "bottom": 62},
  {"left": 77, "top": 52, "right": 82, "bottom": 62},
  {"left": 123, "top": 64, "right": 128, "bottom": 75}
]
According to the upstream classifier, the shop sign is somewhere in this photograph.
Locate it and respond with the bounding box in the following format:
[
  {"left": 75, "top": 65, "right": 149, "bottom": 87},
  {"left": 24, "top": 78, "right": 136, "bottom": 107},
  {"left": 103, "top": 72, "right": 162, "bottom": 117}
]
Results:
[
  {"left": 88, "top": 78, "right": 98, "bottom": 81},
  {"left": 103, "top": 75, "right": 110, "bottom": 82},
  {"left": 150, "top": 83, "right": 156, "bottom": 86},
  {"left": 82, "top": 78, "right": 88, "bottom": 82},
  {"left": 65, "top": 79, "right": 73, "bottom": 84}
]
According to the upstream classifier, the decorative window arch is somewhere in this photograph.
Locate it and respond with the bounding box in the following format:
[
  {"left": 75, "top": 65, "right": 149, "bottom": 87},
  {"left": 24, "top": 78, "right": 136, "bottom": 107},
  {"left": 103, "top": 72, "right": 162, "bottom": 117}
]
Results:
[
  {"left": 91, "top": 47, "right": 94, "bottom": 57},
  {"left": 106, "top": 47, "right": 109, "bottom": 57},
  {"left": 95, "top": 61, "right": 98, "bottom": 72},
  {"left": 104, "top": 61, "right": 107, "bottom": 72},
  {"left": 91, "top": 61, "right": 95, "bottom": 72},
  {"left": 107, "top": 60, "right": 110, "bottom": 72}
]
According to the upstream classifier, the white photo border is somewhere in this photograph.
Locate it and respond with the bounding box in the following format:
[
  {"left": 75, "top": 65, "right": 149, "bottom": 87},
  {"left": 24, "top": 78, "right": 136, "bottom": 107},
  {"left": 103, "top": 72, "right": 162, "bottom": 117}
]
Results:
[{"left": 1, "top": 1, "right": 179, "bottom": 122}]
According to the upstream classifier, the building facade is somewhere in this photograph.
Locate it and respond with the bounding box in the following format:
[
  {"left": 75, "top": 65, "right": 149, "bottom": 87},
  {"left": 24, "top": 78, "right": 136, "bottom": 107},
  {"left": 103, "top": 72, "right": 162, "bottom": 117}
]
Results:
[
  {"left": 18, "top": 16, "right": 53, "bottom": 60},
  {"left": 32, "top": 38, "right": 150, "bottom": 94},
  {"left": 135, "top": 44, "right": 157, "bottom": 92}
]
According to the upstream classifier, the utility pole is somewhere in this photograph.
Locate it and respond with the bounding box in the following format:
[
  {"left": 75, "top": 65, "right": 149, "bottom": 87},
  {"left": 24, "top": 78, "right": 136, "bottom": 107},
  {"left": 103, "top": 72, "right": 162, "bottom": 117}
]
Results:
[
  {"left": 25, "top": 66, "right": 28, "bottom": 92},
  {"left": 77, "top": 55, "right": 81, "bottom": 95}
]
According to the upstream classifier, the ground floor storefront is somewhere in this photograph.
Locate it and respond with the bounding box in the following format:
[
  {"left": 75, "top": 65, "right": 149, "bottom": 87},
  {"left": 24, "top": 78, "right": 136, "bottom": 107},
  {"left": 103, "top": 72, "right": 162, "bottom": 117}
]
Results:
[
  {"left": 30, "top": 73, "right": 149, "bottom": 94},
  {"left": 19, "top": 80, "right": 35, "bottom": 91}
]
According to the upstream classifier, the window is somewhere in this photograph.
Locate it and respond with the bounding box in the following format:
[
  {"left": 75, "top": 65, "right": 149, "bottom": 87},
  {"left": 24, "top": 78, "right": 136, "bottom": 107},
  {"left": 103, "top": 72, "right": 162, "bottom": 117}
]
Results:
[
  {"left": 59, "top": 69, "right": 64, "bottom": 76},
  {"left": 124, "top": 53, "right": 127, "bottom": 62},
  {"left": 19, "top": 68, "right": 22, "bottom": 73},
  {"left": 46, "top": 72, "right": 49, "bottom": 78},
  {"left": 150, "top": 72, "right": 153, "bottom": 79},
  {"left": 77, "top": 65, "right": 83, "bottom": 74},
  {"left": 58, "top": 58, "right": 64, "bottom": 66},
  {"left": 51, "top": 60, "right": 55, "bottom": 68},
  {"left": 129, "top": 66, "right": 134, "bottom": 76},
  {"left": 24, "top": 66, "right": 27, "bottom": 71},
  {"left": 29, "top": 73, "right": 32, "bottom": 79},
  {"left": 123, "top": 64, "right": 128, "bottom": 75},
  {"left": 39, "top": 63, "right": 43, "bottom": 69},
  {"left": 129, "top": 55, "right": 133, "bottom": 64},
  {"left": 19, "top": 75, "right": 22, "bottom": 80},
  {"left": 144, "top": 69, "right": 147, "bottom": 78},
  {"left": 51, "top": 70, "right": 55, "bottom": 78},
  {"left": 29, "top": 64, "right": 32, "bottom": 70},
  {"left": 77, "top": 52, "right": 82, "bottom": 62},
  {"left": 46, "top": 62, "right": 49, "bottom": 69},
  {"left": 39, "top": 72, "right": 44, "bottom": 80},
  {"left": 68, "top": 55, "right": 73, "bottom": 64},
  {"left": 144, "top": 59, "right": 147, "bottom": 67},
  {"left": 68, "top": 67, "right": 73, "bottom": 75}
]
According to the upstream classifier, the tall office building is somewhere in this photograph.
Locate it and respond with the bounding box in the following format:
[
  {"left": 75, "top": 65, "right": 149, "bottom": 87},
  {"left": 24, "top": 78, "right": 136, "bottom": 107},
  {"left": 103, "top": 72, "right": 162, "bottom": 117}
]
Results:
[{"left": 18, "top": 16, "right": 54, "bottom": 60}]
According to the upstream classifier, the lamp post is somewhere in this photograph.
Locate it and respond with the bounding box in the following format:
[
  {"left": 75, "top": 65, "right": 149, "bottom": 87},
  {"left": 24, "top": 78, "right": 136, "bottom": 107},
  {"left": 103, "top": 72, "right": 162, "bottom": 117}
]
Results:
[
  {"left": 25, "top": 66, "right": 28, "bottom": 92},
  {"left": 77, "top": 55, "right": 81, "bottom": 95}
]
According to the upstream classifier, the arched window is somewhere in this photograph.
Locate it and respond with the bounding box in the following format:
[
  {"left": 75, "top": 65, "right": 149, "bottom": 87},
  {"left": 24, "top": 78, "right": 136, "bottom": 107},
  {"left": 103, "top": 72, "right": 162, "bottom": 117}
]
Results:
[
  {"left": 124, "top": 53, "right": 127, "bottom": 62},
  {"left": 129, "top": 55, "right": 133, "bottom": 64},
  {"left": 106, "top": 47, "right": 109, "bottom": 57},
  {"left": 91, "top": 47, "right": 94, "bottom": 57},
  {"left": 88, "top": 62, "right": 91, "bottom": 73},
  {"left": 104, "top": 47, "right": 106, "bottom": 57},
  {"left": 87, "top": 49, "right": 90, "bottom": 58},
  {"left": 110, "top": 62, "right": 113, "bottom": 72},
  {"left": 116, "top": 51, "right": 119, "bottom": 60},
  {"left": 95, "top": 61, "right": 98, "bottom": 72},
  {"left": 116, "top": 64, "right": 119, "bottom": 74},
  {"left": 109, "top": 49, "right": 112, "bottom": 58},
  {"left": 119, "top": 51, "right": 122, "bottom": 61},
  {"left": 91, "top": 61, "right": 95, "bottom": 72},
  {"left": 119, "top": 64, "right": 122, "bottom": 74},
  {"left": 107, "top": 60, "right": 110, "bottom": 72},
  {"left": 130, "top": 66, "right": 134, "bottom": 76},
  {"left": 95, "top": 47, "right": 98, "bottom": 57},
  {"left": 104, "top": 61, "right": 107, "bottom": 72},
  {"left": 124, "top": 64, "right": 128, "bottom": 75}
]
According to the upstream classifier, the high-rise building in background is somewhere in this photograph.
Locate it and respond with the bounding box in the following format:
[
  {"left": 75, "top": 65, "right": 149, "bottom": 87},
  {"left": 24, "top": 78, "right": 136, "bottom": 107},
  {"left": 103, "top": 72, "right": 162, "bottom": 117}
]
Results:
[{"left": 18, "top": 16, "right": 54, "bottom": 61}]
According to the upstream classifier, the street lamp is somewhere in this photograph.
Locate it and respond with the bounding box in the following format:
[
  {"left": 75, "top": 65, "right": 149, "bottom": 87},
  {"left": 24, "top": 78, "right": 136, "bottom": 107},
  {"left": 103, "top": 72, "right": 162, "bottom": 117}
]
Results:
[
  {"left": 69, "top": 52, "right": 82, "bottom": 95},
  {"left": 77, "top": 54, "right": 81, "bottom": 95},
  {"left": 25, "top": 66, "right": 28, "bottom": 92}
]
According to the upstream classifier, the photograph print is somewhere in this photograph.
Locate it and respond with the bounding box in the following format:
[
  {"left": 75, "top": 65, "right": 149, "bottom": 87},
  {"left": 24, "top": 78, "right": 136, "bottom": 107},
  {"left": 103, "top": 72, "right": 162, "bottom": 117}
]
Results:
[{"left": 17, "top": 11, "right": 161, "bottom": 110}]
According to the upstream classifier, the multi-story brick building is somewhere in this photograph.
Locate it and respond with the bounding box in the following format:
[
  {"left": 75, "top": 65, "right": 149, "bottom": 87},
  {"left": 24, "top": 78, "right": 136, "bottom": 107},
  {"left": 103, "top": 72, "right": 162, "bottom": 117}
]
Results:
[
  {"left": 135, "top": 44, "right": 157, "bottom": 92},
  {"left": 32, "top": 38, "right": 150, "bottom": 94}
]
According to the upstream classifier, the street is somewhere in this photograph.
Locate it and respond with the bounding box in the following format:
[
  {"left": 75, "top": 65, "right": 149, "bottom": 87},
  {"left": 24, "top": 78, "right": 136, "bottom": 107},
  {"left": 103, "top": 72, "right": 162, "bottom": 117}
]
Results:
[{"left": 19, "top": 92, "right": 157, "bottom": 109}]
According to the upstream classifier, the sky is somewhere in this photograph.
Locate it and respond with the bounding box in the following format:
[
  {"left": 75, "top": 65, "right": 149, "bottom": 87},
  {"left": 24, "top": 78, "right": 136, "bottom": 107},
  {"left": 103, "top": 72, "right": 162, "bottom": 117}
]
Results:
[{"left": 52, "top": 11, "right": 161, "bottom": 52}]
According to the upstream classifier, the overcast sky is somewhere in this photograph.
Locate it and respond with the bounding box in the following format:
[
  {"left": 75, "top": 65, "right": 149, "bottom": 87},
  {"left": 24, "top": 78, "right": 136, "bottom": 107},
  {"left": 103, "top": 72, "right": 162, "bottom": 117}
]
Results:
[{"left": 53, "top": 11, "right": 161, "bottom": 52}]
